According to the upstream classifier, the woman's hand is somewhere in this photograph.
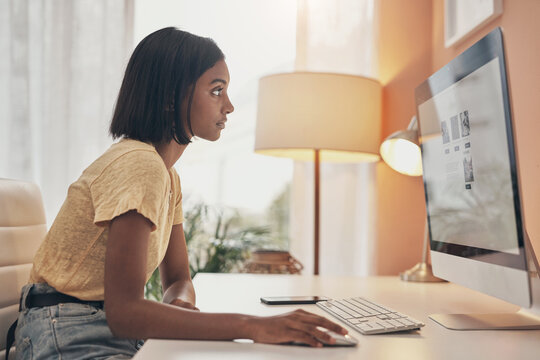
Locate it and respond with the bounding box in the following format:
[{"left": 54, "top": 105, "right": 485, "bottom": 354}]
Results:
[
  {"left": 248, "top": 309, "right": 348, "bottom": 347},
  {"left": 169, "top": 298, "right": 200, "bottom": 311}
]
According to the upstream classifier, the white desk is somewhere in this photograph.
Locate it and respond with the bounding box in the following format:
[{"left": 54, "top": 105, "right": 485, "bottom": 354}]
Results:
[{"left": 134, "top": 273, "right": 540, "bottom": 360}]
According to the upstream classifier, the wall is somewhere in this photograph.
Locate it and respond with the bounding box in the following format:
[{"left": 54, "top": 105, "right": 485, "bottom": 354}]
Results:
[
  {"left": 375, "top": 0, "right": 433, "bottom": 274},
  {"left": 431, "top": 0, "right": 540, "bottom": 257},
  {"left": 375, "top": 0, "right": 540, "bottom": 275}
]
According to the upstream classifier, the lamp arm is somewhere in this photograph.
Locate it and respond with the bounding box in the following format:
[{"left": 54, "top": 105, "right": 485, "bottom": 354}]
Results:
[
  {"left": 407, "top": 115, "right": 418, "bottom": 131},
  {"left": 421, "top": 220, "right": 429, "bottom": 263},
  {"left": 399, "top": 219, "right": 445, "bottom": 282}
]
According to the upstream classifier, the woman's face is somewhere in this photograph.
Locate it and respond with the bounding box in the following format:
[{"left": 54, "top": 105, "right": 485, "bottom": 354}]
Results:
[{"left": 186, "top": 59, "right": 234, "bottom": 141}]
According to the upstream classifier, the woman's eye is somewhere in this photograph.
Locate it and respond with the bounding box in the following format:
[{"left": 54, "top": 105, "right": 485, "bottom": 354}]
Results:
[{"left": 212, "top": 88, "right": 223, "bottom": 96}]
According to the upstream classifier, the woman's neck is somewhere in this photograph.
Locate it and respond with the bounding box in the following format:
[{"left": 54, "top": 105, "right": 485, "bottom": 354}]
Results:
[{"left": 154, "top": 140, "right": 188, "bottom": 169}]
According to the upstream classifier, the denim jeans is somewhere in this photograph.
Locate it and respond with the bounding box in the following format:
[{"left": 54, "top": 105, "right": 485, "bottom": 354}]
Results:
[{"left": 15, "top": 283, "right": 144, "bottom": 360}]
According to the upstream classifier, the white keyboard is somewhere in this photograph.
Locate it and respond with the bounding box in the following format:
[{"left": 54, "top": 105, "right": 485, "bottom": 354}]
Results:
[{"left": 317, "top": 297, "right": 425, "bottom": 335}]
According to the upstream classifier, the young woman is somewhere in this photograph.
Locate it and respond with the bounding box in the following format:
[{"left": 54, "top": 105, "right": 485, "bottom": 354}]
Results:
[{"left": 14, "top": 27, "right": 347, "bottom": 359}]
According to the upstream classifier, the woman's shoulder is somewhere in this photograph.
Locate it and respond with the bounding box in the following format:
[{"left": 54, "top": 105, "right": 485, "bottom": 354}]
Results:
[
  {"left": 110, "top": 139, "right": 163, "bottom": 165},
  {"left": 85, "top": 139, "right": 168, "bottom": 184}
]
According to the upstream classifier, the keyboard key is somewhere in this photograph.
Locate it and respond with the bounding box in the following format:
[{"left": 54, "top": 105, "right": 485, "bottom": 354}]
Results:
[
  {"left": 350, "top": 300, "right": 378, "bottom": 315},
  {"left": 325, "top": 305, "right": 354, "bottom": 319},
  {"left": 395, "top": 318, "right": 410, "bottom": 326},
  {"left": 399, "top": 318, "right": 417, "bottom": 326},
  {"left": 362, "top": 299, "right": 389, "bottom": 313},
  {"left": 378, "top": 320, "right": 395, "bottom": 329},
  {"left": 343, "top": 300, "right": 370, "bottom": 317},
  {"left": 387, "top": 319, "right": 405, "bottom": 328},
  {"left": 367, "top": 323, "right": 385, "bottom": 331},
  {"left": 333, "top": 301, "right": 360, "bottom": 317}
]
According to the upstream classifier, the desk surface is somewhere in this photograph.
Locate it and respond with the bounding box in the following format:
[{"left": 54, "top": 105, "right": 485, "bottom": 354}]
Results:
[{"left": 134, "top": 273, "right": 540, "bottom": 360}]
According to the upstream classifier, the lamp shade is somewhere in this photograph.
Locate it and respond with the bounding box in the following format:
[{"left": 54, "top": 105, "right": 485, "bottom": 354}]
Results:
[
  {"left": 255, "top": 72, "right": 381, "bottom": 162},
  {"left": 379, "top": 116, "right": 423, "bottom": 176}
]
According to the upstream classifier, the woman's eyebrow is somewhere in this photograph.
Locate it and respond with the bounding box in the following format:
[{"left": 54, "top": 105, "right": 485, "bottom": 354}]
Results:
[{"left": 210, "top": 78, "right": 227, "bottom": 85}]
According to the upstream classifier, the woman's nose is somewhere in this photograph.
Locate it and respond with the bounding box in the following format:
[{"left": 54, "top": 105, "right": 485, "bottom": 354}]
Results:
[{"left": 224, "top": 95, "right": 234, "bottom": 114}]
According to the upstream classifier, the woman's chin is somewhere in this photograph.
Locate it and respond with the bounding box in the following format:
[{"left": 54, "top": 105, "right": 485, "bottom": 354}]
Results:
[{"left": 197, "top": 132, "right": 221, "bottom": 142}]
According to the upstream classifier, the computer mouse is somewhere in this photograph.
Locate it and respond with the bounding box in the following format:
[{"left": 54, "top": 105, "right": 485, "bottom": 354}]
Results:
[{"left": 317, "top": 328, "right": 358, "bottom": 347}]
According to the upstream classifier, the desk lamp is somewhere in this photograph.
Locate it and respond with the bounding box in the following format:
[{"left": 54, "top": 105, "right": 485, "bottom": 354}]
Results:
[
  {"left": 380, "top": 115, "right": 444, "bottom": 282},
  {"left": 255, "top": 72, "right": 381, "bottom": 275}
]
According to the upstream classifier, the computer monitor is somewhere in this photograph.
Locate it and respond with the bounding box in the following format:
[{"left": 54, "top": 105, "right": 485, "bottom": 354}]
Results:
[{"left": 415, "top": 27, "right": 540, "bottom": 330}]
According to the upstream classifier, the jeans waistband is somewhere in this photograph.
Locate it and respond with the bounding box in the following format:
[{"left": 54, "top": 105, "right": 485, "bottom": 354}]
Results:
[{"left": 20, "top": 283, "right": 104, "bottom": 311}]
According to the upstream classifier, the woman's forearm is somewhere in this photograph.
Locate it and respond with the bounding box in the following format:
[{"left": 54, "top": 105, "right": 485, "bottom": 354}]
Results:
[
  {"left": 105, "top": 214, "right": 348, "bottom": 346},
  {"left": 162, "top": 278, "right": 196, "bottom": 306},
  {"left": 106, "top": 298, "right": 254, "bottom": 340}
]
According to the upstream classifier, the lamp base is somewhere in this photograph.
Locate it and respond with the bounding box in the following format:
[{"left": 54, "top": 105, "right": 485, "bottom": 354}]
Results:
[{"left": 400, "top": 262, "right": 446, "bottom": 282}]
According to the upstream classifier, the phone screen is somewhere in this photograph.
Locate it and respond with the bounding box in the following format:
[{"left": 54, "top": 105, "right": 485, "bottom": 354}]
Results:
[{"left": 260, "top": 296, "right": 330, "bottom": 305}]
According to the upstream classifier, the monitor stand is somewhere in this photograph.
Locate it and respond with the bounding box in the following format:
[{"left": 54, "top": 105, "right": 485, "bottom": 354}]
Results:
[{"left": 429, "top": 231, "right": 540, "bottom": 330}]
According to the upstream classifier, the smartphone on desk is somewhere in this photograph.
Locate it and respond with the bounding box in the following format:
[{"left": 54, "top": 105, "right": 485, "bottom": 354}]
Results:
[{"left": 260, "top": 296, "right": 330, "bottom": 305}]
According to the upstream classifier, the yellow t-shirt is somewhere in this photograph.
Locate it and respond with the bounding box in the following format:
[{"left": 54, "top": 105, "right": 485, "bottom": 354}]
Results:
[{"left": 29, "top": 139, "right": 184, "bottom": 300}]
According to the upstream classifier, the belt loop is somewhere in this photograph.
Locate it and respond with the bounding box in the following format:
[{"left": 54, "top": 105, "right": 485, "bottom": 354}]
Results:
[{"left": 18, "top": 284, "right": 34, "bottom": 312}]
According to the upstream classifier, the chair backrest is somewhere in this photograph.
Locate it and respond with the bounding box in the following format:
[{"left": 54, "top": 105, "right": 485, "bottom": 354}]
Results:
[{"left": 0, "top": 179, "right": 47, "bottom": 357}]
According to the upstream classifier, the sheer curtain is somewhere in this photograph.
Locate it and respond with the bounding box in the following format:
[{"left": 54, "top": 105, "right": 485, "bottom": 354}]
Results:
[
  {"left": 0, "top": 0, "right": 134, "bottom": 224},
  {"left": 291, "top": 0, "right": 379, "bottom": 275}
]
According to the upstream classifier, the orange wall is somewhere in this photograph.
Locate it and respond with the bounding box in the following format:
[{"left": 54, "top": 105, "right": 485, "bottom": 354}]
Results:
[
  {"left": 375, "top": 0, "right": 540, "bottom": 274},
  {"left": 375, "top": 0, "right": 433, "bottom": 274},
  {"left": 431, "top": 0, "right": 540, "bottom": 257}
]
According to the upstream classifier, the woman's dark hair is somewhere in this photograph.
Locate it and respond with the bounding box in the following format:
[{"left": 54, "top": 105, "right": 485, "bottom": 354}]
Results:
[{"left": 110, "top": 27, "right": 224, "bottom": 145}]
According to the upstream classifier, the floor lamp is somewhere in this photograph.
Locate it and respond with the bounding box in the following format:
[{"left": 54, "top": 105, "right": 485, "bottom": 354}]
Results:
[
  {"left": 380, "top": 115, "right": 445, "bottom": 282},
  {"left": 255, "top": 72, "right": 381, "bottom": 275}
]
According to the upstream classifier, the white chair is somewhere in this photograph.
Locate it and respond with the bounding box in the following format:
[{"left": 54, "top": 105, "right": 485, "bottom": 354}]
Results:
[{"left": 0, "top": 179, "right": 47, "bottom": 359}]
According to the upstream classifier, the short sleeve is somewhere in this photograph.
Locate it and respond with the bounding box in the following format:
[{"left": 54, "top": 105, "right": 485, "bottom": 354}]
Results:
[
  {"left": 90, "top": 150, "right": 169, "bottom": 231},
  {"left": 171, "top": 168, "right": 184, "bottom": 225}
]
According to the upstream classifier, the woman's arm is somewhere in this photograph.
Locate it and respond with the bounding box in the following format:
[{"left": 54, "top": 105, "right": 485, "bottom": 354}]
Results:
[
  {"left": 104, "top": 210, "right": 347, "bottom": 346},
  {"left": 158, "top": 223, "right": 198, "bottom": 310}
]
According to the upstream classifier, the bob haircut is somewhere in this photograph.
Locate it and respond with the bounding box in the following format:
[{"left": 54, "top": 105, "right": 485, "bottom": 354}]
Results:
[{"left": 110, "top": 27, "right": 224, "bottom": 145}]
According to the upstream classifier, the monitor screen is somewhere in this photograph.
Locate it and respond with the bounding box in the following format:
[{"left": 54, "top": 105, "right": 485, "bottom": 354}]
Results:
[{"left": 415, "top": 27, "right": 530, "bottom": 307}]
